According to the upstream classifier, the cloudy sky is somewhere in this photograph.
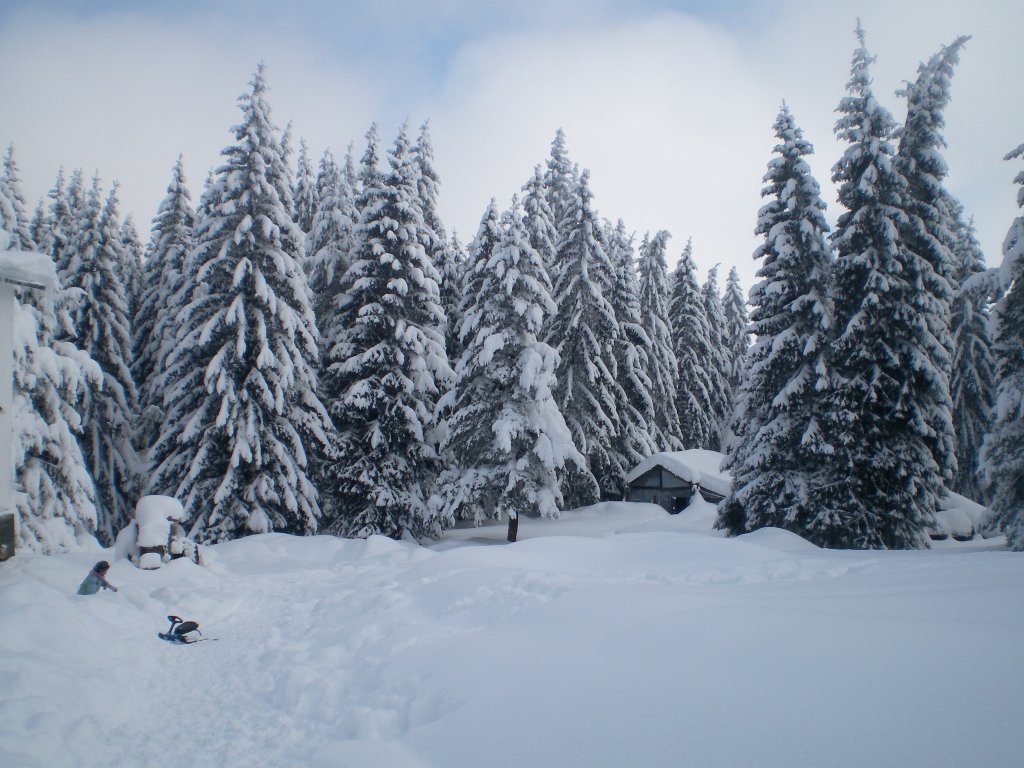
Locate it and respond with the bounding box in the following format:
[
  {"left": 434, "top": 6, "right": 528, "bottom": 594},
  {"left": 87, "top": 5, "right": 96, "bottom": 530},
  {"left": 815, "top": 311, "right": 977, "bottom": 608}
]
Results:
[{"left": 1, "top": 0, "right": 1020, "bottom": 292}]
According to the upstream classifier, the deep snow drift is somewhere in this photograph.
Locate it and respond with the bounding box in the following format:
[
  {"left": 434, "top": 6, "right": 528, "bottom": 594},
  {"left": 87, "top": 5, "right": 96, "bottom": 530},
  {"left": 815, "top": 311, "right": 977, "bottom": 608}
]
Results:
[{"left": 1, "top": 502, "right": 1021, "bottom": 768}]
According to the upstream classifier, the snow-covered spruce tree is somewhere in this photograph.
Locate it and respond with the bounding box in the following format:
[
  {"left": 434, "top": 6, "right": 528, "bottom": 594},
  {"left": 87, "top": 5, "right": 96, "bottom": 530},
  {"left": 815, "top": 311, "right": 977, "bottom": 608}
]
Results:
[
  {"left": 458, "top": 199, "right": 503, "bottom": 351},
  {"left": 605, "top": 219, "right": 657, "bottom": 478},
  {"left": 321, "top": 127, "right": 452, "bottom": 539},
  {"left": 701, "top": 265, "right": 733, "bottom": 449},
  {"left": 545, "top": 170, "right": 619, "bottom": 505},
  {"left": 307, "top": 147, "right": 358, "bottom": 333},
  {"left": 293, "top": 137, "right": 319, "bottom": 235},
  {"left": 29, "top": 199, "right": 52, "bottom": 258},
  {"left": 948, "top": 206, "right": 995, "bottom": 502},
  {"left": 637, "top": 230, "right": 682, "bottom": 450},
  {"left": 119, "top": 215, "right": 144, "bottom": 330},
  {"left": 60, "top": 181, "right": 140, "bottom": 544},
  {"left": 441, "top": 199, "right": 582, "bottom": 541},
  {"left": 3, "top": 180, "right": 100, "bottom": 553},
  {"left": 893, "top": 36, "right": 971, "bottom": 488},
  {"left": 722, "top": 265, "right": 750, "bottom": 393},
  {"left": 718, "top": 104, "right": 834, "bottom": 541},
  {"left": 544, "top": 128, "right": 578, "bottom": 245},
  {"left": 152, "top": 66, "right": 332, "bottom": 542},
  {"left": 1, "top": 144, "right": 34, "bottom": 250},
  {"left": 437, "top": 231, "right": 467, "bottom": 365},
  {"left": 818, "top": 25, "right": 942, "bottom": 549},
  {"left": 522, "top": 163, "right": 559, "bottom": 275},
  {"left": 980, "top": 144, "right": 1024, "bottom": 549},
  {"left": 670, "top": 239, "right": 716, "bottom": 450},
  {"left": 412, "top": 121, "right": 448, "bottom": 268},
  {"left": 132, "top": 156, "right": 196, "bottom": 456}
]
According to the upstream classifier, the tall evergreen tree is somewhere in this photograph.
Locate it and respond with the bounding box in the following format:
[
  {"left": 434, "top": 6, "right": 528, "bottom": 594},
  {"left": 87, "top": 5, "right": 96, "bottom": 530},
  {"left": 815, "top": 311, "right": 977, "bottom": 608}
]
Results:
[
  {"left": 670, "top": 239, "right": 716, "bottom": 450},
  {"left": 719, "top": 105, "right": 834, "bottom": 541},
  {"left": 29, "top": 199, "right": 52, "bottom": 258},
  {"left": 637, "top": 230, "right": 682, "bottom": 450},
  {"left": 544, "top": 128, "right": 578, "bottom": 244},
  {"left": 457, "top": 199, "right": 502, "bottom": 351},
  {"left": 150, "top": 66, "right": 332, "bottom": 542},
  {"left": 132, "top": 156, "right": 196, "bottom": 456},
  {"left": 948, "top": 207, "right": 995, "bottom": 502},
  {"left": 606, "top": 219, "right": 657, "bottom": 475},
  {"left": 893, "top": 36, "right": 970, "bottom": 487},
  {"left": 980, "top": 143, "right": 1024, "bottom": 549},
  {"left": 545, "top": 170, "right": 618, "bottom": 505},
  {"left": 441, "top": 199, "right": 581, "bottom": 541},
  {"left": 321, "top": 127, "right": 452, "bottom": 539},
  {"left": 819, "top": 25, "right": 941, "bottom": 549},
  {"left": 3, "top": 176, "right": 99, "bottom": 553},
  {"left": 412, "top": 121, "right": 447, "bottom": 265},
  {"left": 293, "top": 137, "right": 319, "bottom": 235},
  {"left": 119, "top": 214, "right": 145, "bottom": 325},
  {"left": 522, "top": 164, "right": 559, "bottom": 274},
  {"left": 61, "top": 181, "right": 140, "bottom": 544},
  {"left": 0, "top": 144, "right": 34, "bottom": 250},
  {"left": 722, "top": 265, "right": 749, "bottom": 393},
  {"left": 307, "top": 147, "right": 358, "bottom": 333},
  {"left": 701, "top": 265, "right": 732, "bottom": 448}
]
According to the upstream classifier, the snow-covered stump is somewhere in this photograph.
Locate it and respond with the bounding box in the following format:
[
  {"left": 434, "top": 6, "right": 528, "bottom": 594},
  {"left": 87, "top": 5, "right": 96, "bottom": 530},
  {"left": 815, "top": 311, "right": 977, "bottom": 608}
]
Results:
[{"left": 115, "top": 495, "right": 188, "bottom": 569}]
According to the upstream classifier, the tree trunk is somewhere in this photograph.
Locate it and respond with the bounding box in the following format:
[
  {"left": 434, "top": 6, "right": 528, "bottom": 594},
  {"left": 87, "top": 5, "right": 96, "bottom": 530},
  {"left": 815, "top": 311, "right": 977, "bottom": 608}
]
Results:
[{"left": 507, "top": 514, "right": 519, "bottom": 543}]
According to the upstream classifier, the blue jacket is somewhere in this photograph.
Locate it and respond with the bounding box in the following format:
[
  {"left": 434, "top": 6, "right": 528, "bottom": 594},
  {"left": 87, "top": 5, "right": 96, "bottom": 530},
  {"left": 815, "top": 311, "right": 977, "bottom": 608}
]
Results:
[{"left": 77, "top": 571, "right": 116, "bottom": 595}]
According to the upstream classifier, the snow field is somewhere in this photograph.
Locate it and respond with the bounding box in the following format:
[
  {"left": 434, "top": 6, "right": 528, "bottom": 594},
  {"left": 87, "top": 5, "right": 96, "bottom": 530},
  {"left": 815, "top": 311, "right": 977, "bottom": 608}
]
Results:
[{"left": 1, "top": 502, "right": 1021, "bottom": 767}]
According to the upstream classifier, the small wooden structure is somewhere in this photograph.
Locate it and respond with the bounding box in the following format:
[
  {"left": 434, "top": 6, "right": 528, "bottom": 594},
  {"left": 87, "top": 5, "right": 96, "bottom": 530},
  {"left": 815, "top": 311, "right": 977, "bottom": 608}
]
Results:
[{"left": 625, "top": 450, "right": 730, "bottom": 514}]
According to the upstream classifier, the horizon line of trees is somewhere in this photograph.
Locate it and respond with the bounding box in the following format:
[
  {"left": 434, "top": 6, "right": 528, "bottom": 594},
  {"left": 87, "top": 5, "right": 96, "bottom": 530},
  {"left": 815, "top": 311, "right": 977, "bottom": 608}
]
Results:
[{"left": 2, "top": 23, "right": 1022, "bottom": 554}]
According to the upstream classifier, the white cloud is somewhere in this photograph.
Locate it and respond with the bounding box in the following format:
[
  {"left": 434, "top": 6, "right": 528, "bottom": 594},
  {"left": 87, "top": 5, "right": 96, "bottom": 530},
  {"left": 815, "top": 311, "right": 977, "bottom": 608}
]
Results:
[{"left": 1, "top": 0, "right": 1020, "bottom": 295}]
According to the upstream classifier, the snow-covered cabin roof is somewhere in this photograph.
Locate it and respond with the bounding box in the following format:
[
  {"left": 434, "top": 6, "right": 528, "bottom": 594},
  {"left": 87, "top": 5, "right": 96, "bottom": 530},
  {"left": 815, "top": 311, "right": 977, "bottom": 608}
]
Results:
[
  {"left": 626, "top": 450, "right": 731, "bottom": 498},
  {"left": 0, "top": 239, "right": 58, "bottom": 291}
]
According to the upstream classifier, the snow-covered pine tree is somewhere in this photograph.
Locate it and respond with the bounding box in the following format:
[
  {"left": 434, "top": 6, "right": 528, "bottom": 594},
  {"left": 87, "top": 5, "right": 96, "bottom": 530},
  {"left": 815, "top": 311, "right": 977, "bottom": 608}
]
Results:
[
  {"left": 152, "top": 66, "right": 332, "bottom": 542},
  {"left": 544, "top": 128, "right": 578, "bottom": 245},
  {"left": 701, "top": 265, "right": 732, "bottom": 449},
  {"left": 893, "top": 36, "right": 971, "bottom": 488},
  {"left": 321, "top": 126, "right": 452, "bottom": 539},
  {"left": 293, "top": 137, "right": 319, "bottom": 235},
  {"left": 49, "top": 168, "right": 84, "bottom": 284},
  {"left": 718, "top": 104, "right": 834, "bottom": 541},
  {"left": 132, "top": 156, "right": 196, "bottom": 456},
  {"left": 722, "top": 266, "right": 750, "bottom": 393},
  {"left": 412, "top": 121, "right": 447, "bottom": 265},
  {"left": 670, "top": 239, "right": 716, "bottom": 450},
  {"left": 3, "top": 176, "right": 100, "bottom": 553},
  {"left": 545, "top": 170, "right": 619, "bottom": 505},
  {"left": 458, "top": 199, "right": 502, "bottom": 351},
  {"left": 819, "top": 25, "right": 941, "bottom": 549},
  {"left": 440, "top": 198, "right": 582, "bottom": 541},
  {"left": 605, "top": 219, "right": 657, "bottom": 481},
  {"left": 307, "top": 147, "right": 358, "bottom": 333},
  {"left": 1, "top": 144, "right": 34, "bottom": 250},
  {"left": 278, "top": 120, "right": 296, "bottom": 220},
  {"left": 980, "top": 143, "right": 1024, "bottom": 549},
  {"left": 29, "top": 199, "right": 52, "bottom": 258},
  {"left": 948, "top": 206, "right": 995, "bottom": 502},
  {"left": 436, "top": 230, "right": 466, "bottom": 365},
  {"left": 637, "top": 230, "right": 682, "bottom": 450},
  {"left": 60, "top": 180, "right": 140, "bottom": 544},
  {"left": 522, "top": 164, "right": 559, "bottom": 275},
  {"left": 119, "top": 214, "right": 144, "bottom": 326}
]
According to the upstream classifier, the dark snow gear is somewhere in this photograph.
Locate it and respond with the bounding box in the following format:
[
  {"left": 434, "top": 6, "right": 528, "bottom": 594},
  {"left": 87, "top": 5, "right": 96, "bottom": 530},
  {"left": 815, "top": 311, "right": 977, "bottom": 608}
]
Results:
[{"left": 158, "top": 615, "right": 206, "bottom": 644}]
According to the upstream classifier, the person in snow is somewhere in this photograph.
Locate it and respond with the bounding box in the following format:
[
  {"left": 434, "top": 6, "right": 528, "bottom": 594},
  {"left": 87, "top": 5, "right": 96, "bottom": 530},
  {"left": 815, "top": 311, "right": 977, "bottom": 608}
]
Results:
[{"left": 77, "top": 561, "right": 118, "bottom": 595}]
